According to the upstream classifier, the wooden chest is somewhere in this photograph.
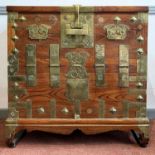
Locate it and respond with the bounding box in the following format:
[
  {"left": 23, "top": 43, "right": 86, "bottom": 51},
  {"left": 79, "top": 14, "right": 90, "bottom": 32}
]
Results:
[{"left": 6, "top": 6, "right": 149, "bottom": 147}]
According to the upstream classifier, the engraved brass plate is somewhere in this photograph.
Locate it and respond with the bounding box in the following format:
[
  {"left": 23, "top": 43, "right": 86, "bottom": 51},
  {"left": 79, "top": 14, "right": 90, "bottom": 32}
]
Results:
[
  {"left": 137, "top": 55, "right": 147, "bottom": 75},
  {"left": 66, "top": 52, "right": 89, "bottom": 101},
  {"left": 95, "top": 44, "right": 105, "bottom": 87},
  {"left": 123, "top": 100, "right": 146, "bottom": 118},
  {"left": 119, "top": 45, "right": 129, "bottom": 87},
  {"left": 49, "top": 44, "right": 60, "bottom": 87},
  {"left": 27, "top": 24, "right": 51, "bottom": 40},
  {"left": 98, "top": 99, "right": 105, "bottom": 118},
  {"left": 49, "top": 98, "right": 56, "bottom": 118},
  {"left": 61, "top": 6, "right": 94, "bottom": 48},
  {"left": 25, "top": 44, "right": 36, "bottom": 86},
  {"left": 104, "top": 19, "right": 129, "bottom": 40}
]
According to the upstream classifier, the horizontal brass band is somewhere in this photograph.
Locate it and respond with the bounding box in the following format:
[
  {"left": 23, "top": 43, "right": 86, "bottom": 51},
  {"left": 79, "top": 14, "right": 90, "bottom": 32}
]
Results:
[
  {"left": 128, "top": 89, "right": 146, "bottom": 95},
  {"left": 9, "top": 75, "right": 26, "bottom": 82},
  {"left": 129, "top": 76, "right": 146, "bottom": 82},
  {"left": 61, "top": 6, "right": 94, "bottom": 13}
]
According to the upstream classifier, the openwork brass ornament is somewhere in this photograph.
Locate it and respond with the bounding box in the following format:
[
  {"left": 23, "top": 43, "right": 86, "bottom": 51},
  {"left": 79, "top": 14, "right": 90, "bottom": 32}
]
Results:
[
  {"left": 65, "top": 51, "right": 89, "bottom": 119},
  {"left": 65, "top": 52, "right": 89, "bottom": 79},
  {"left": 27, "top": 24, "right": 51, "bottom": 40},
  {"left": 119, "top": 45, "right": 129, "bottom": 87},
  {"left": 104, "top": 17, "right": 129, "bottom": 40},
  {"left": 61, "top": 5, "right": 94, "bottom": 48}
]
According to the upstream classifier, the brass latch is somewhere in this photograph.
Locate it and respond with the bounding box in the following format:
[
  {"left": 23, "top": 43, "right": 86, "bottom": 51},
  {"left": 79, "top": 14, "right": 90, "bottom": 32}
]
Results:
[{"left": 65, "top": 5, "right": 88, "bottom": 36}]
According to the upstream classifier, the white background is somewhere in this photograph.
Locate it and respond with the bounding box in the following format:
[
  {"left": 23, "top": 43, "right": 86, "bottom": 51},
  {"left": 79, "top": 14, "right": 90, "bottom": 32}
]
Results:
[{"left": 0, "top": 0, "right": 155, "bottom": 110}]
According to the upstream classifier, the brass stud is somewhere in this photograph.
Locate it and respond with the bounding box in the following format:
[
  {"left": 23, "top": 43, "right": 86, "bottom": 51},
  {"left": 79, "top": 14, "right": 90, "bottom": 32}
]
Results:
[
  {"left": 12, "top": 35, "right": 19, "bottom": 41},
  {"left": 130, "top": 16, "right": 137, "bottom": 23},
  {"left": 12, "top": 48, "right": 19, "bottom": 54},
  {"left": 14, "top": 95, "right": 19, "bottom": 101},
  {"left": 86, "top": 108, "right": 93, "bottom": 114},
  {"left": 37, "top": 107, "right": 45, "bottom": 114},
  {"left": 136, "top": 82, "right": 143, "bottom": 88},
  {"left": 137, "top": 48, "right": 144, "bottom": 55},
  {"left": 137, "top": 95, "right": 144, "bottom": 101},
  {"left": 114, "top": 16, "right": 121, "bottom": 24},
  {"left": 19, "top": 15, "right": 26, "bottom": 21},
  {"left": 12, "top": 23, "right": 18, "bottom": 29},
  {"left": 14, "top": 82, "right": 19, "bottom": 87},
  {"left": 109, "top": 107, "right": 117, "bottom": 114},
  {"left": 61, "top": 107, "right": 69, "bottom": 114},
  {"left": 137, "top": 35, "right": 144, "bottom": 42}
]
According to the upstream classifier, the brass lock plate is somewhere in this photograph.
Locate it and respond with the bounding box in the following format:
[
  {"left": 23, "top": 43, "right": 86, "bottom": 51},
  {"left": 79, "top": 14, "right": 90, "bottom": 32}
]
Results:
[{"left": 61, "top": 6, "right": 94, "bottom": 48}]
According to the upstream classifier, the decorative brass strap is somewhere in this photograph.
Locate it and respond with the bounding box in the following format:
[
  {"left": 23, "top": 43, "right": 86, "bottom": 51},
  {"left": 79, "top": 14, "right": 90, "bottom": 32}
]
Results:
[
  {"left": 49, "top": 44, "right": 60, "bottom": 87},
  {"left": 50, "top": 98, "right": 56, "bottom": 118},
  {"left": 95, "top": 44, "right": 105, "bottom": 87},
  {"left": 25, "top": 44, "right": 37, "bottom": 86},
  {"left": 119, "top": 45, "right": 129, "bottom": 87},
  {"left": 98, "top": 99, "right": 105, "bottom": 118}
]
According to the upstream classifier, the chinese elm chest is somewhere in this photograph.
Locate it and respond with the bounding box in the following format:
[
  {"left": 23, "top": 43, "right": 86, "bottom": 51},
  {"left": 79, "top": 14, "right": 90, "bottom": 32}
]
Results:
[{"left": 5, "top": 6, "right": 149, "bottom": 147}]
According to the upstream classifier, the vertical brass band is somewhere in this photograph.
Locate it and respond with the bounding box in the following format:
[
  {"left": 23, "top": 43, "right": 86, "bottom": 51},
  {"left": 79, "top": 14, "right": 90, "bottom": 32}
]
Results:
[
  {"left": 98, "top": 99, "right": 105, "bottom": 118},
  {"left": 49, "top": 44, "right": 60, "bottom": 87},
  {"left": 74, "top": 99, "right": 81, "bottom": 119},
  {"left": 119, "top": 45, "right": 129, "bottom": 87},
  {"left": 25, "top": 44, "right": 36, "bottom": 86},
  {"left": 95, "top": 44, "right": 105, "bottom": 87},
  {"left": 137, "top": 55, "right": 147, "bottom": 75},
  {"left": 50, "top": 98, "right": 56, "bottom": 118}
]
